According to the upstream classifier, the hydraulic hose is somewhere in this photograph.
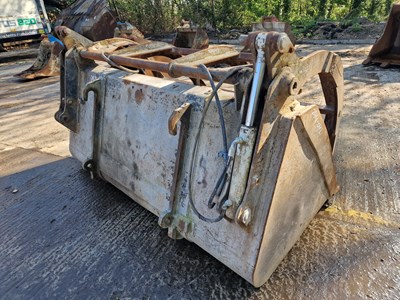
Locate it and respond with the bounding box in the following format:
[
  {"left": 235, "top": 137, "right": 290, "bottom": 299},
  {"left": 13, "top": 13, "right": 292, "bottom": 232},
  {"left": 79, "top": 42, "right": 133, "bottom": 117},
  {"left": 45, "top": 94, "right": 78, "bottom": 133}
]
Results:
[{"left": 188, "top": 66, "right": 242, "bottom": 223}]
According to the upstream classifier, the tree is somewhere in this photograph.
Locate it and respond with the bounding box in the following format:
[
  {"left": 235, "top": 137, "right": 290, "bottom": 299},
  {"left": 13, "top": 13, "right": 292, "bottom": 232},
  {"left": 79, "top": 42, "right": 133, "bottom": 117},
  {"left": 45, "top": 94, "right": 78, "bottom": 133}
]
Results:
[
  {"left": 386, "top": 0, "right": 394, "bottom": 14},
  {"left": 113, "top": 0, "right": 394, "bottom": 34},
  {"left": 282, "top": 0, "right": 292, "bottom": 19},
  {"left": 318, "top": 0, "right": 328, "bottom": 18}
]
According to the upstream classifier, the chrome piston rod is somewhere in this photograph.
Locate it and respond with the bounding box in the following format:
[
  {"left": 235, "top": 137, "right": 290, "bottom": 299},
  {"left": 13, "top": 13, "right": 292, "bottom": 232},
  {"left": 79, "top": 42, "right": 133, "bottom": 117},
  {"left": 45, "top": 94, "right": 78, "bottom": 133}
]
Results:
[{"left": 245, "top": 33, "right": 267, "bottom": 127}]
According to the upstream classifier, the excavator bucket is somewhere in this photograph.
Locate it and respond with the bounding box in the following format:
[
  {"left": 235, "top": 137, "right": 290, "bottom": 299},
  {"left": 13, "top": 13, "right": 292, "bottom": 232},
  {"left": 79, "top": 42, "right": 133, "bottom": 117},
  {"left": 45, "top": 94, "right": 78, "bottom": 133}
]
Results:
[
  {"left": 252, "top": 16, "right": 296, "bottom": 45},
  {"left": 173, "top": 21, "right": 209, "bottom": 49},
  {"left": 15, "top": 0, "right": 116, "bottom": 80},
  {"left": 53, "top": 0, "right": 117, "bottom": 42},
  {"left": 54, "top": 26, "right": 343, "bottom": 287},
  {"left": 363, "top": 4, "right": 400, "bottom": 67},
  {"left": 114, "top": 22, "right": 147, "bottom": 44},
  {"left": 15, "top": 36, "right": 63, "bottom": 80}
]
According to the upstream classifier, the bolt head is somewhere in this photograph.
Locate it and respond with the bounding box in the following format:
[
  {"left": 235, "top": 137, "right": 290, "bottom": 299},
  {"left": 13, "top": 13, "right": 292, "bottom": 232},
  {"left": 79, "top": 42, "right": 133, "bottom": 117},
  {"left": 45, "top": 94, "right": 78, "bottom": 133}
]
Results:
[
  {"left": 240, "top": 207, "right": 252, "bottom": 226},
  {"left": 164, "top": 216, "right": 172, "bottom": 226},
  {"left": 222, "top": 199, "right": 233, "bottom": 210},
  {"left": 253, "top": 176, "right": 260, "bottom": 184}
]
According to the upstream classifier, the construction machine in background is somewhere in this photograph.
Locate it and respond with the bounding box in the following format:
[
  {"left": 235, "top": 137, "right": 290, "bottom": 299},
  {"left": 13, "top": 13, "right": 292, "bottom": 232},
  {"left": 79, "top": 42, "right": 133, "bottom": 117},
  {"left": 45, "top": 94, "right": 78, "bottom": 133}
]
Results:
[
  {"left": 0, "top": 0, "right": 51, "bottom": 51},
  {"left": 363, "top": 4, "right": 400, "bottom": 67},
  {"left": 54, "top": 23, "right": 343, "bottom": 287},
  {"left": 15, "top": 0, "right": 118, "bottom": 79},
  {"left": 13, "top": 0, "right": 204, "bottom": 80},
  {"left": 173, "top": 20, "right": 209, "bottom": 50}
]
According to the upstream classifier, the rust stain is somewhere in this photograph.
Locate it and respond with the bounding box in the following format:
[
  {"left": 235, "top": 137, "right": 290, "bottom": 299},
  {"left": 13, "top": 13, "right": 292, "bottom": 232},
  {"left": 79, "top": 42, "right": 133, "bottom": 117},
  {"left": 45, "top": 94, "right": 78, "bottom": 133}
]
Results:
[
  {"left": 123, "top": 79, "right": 132, "bottom": 85},
  {"left": 135, "top": 89, "right": 144, "bottom": 104}
]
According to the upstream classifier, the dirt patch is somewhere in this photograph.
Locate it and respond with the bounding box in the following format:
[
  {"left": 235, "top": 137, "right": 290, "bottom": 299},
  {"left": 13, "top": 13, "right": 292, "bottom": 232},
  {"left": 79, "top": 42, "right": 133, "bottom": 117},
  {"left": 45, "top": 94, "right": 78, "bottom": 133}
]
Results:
[{"left": 307, "top": 19, "right": 385, "bottom": 40}]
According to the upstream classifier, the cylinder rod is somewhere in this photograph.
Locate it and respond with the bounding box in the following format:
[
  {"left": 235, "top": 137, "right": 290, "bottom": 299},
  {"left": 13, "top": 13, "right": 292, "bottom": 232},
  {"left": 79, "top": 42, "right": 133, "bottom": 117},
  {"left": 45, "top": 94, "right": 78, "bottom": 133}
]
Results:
[{"left": 245, "top": 34, "right": 267, "bottom": 127}]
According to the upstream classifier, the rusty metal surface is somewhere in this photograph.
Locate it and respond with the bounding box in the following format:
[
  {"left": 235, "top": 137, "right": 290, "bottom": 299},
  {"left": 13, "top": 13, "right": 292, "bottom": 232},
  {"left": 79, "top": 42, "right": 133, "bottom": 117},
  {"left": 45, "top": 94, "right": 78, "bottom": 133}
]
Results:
[
  {"left": 55, "top": 26, "right": 93, "bottom": 50},
  {"left": 55, "top": 0, "right": 116, "bottom": 42},
  {"left": 15, "top": 0, "right": 116, "bottom": 80},
  {"left": 114, "top": 22, "right": 146, "bottom": 44},
  {"left": 55, "top": 27, "right": 253, "bottom": 80},
  {"left": 252, "top": 16, "right": 296, "bottom": 45},
  {"left": 363, "top": 4, "right": 400, "bottom": 67},
  {"left": 173, "top": 21, "right": 209, "bottom": 49},
  {"left": 112, "top": 41, "right": 174, "bottom": 57},
  {"left": 0, "top": 47, "right": 399, "bottom": 298},
  {"left": 87, "top": 38, "right": 139, "bottom": 53},
  {"left": 77, "top": 49, "right": 247, "bottom": 84},
  {"left": 56, "top": 26, "right": 247, "bottom": 80},
  {"left": 14, "top": 38, "right": 63, "bottom": 79},
  {"left": 168, "top": 102, "right": 191, "bottom": 135},
  {"left": 53, "top": 29, "right": 346, "bottom": 287},
  {"left": 172, "top": 45, "right": 240, "bottom": 66}
]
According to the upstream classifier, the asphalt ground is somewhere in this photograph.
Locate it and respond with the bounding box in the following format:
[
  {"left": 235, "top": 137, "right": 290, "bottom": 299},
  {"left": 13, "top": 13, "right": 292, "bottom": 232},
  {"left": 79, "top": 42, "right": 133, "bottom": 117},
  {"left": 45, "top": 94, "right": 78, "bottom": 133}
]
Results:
[{"left": 0, "top": 46, "right": 399, "bottom": 299}]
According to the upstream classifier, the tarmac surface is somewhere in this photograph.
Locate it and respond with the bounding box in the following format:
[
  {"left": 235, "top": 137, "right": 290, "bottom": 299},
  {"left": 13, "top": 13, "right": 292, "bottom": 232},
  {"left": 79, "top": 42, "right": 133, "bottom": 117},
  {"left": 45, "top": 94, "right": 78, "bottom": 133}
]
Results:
[{"left": 0, "top": 45, "right": 399, "bottom": 299}]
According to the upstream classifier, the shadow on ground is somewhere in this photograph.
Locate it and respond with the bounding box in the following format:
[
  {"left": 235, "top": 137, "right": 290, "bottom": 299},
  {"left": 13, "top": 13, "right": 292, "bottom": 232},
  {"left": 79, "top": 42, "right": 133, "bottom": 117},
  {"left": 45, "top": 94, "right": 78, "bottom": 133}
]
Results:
[{"left": 0, "top": 149, "right": 398, "bottom": 300}]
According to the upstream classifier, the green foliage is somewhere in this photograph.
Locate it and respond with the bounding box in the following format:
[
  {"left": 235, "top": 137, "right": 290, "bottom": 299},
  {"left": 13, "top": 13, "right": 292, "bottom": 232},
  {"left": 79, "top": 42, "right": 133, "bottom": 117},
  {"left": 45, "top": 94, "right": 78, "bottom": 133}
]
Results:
[
  {"left": 112, "top": 0, "right": 396, "bottom": 34},
  {"left": 290, "top": 19, "right": 319, "bottom": 38},
  {"left": 351, "top": 22, "right": 362, "bottom": 32}
]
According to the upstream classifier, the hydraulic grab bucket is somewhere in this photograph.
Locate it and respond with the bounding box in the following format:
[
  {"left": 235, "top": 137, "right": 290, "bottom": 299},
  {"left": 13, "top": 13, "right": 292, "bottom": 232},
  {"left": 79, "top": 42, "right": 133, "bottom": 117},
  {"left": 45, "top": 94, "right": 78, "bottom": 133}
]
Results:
[
  {"left": 54, "top": 26, "right": 343, "bottom": 287},
  {"left": 363, "top": 4, "right": 400, "bottom": 67}
]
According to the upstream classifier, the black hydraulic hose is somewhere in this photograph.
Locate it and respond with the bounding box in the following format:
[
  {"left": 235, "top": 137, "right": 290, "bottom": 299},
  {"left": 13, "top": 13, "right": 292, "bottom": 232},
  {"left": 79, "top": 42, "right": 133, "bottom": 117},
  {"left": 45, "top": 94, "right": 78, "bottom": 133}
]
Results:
[
  {"left": 99, "top": 52, "right": 242, "bottom": 223},
  {"left": 188, "top": 67, "right": 242, "bottom": 223},
  {"left": 199, "top": 64, "right": 228, "bottom": 160},
  {"left": 207, "top": 160, "right": 230, "bottom": 209}
]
